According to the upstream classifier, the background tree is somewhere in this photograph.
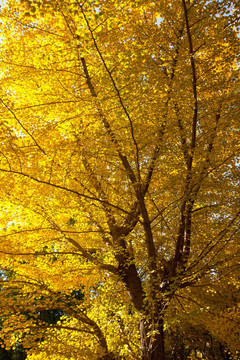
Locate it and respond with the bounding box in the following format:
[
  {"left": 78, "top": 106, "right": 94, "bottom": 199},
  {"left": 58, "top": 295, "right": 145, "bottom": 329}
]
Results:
[{"left": 0, "top": 0, "right": 239, "bottom": 359}]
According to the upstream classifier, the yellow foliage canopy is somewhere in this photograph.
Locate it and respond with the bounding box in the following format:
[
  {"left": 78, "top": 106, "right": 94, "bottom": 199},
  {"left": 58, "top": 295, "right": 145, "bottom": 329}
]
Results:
[{"left": 0, "top": 0, "right": 239, "bottom": 359}]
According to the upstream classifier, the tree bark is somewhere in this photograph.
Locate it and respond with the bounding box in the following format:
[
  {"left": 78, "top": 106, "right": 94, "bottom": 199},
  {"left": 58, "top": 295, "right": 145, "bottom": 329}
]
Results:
[{"left": 140, "top": 315, "right": 165, "bottom": 360}]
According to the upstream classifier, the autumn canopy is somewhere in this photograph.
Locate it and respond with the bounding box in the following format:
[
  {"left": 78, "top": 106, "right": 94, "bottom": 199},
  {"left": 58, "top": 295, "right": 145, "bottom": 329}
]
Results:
[{"left": 0, "top": 0, "right": 239, "bottom": 359}]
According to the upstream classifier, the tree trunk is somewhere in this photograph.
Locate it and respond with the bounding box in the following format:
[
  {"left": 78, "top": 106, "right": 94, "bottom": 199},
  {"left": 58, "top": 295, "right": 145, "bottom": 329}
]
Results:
[
  {"left": 140, "top": 316, "right": 165, "bottom": 360},
  {"left": 117, "top": 253, "right": 166, "bottom": 359}
]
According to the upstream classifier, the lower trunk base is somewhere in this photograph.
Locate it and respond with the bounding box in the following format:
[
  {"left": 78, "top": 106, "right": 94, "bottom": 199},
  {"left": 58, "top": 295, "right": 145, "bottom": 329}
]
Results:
[{"left": 140, "top": 318, "right": 166, "bottom": 360}]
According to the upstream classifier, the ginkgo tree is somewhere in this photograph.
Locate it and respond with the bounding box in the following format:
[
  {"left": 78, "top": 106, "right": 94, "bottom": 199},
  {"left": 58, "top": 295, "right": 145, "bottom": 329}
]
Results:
[{"left": 0, "top": 0, "right": 239, "bottom": 359}]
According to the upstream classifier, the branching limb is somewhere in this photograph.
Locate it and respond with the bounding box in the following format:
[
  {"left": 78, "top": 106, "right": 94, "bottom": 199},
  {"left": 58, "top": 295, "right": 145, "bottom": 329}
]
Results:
[{"left": 1, "top": 99, "right": 46, "bottom": 155}]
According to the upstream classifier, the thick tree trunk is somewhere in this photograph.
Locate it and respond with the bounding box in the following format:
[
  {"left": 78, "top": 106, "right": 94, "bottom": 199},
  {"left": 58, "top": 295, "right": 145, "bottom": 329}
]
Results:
[
  {"left": 140, "top": 316, "right": 165, "bottom": 360},
  {"left": 116, "top": 244, "right": 166, "bottom": 360}
]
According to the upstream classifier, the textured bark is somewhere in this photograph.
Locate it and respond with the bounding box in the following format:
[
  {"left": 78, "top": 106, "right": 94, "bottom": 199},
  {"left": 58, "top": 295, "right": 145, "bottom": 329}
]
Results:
[
  {"left": 140, "top": 317, "right": 165, "bottom": 360},
  {"left": 120, "top": 263, "right": 144, "bottom": 311}
]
